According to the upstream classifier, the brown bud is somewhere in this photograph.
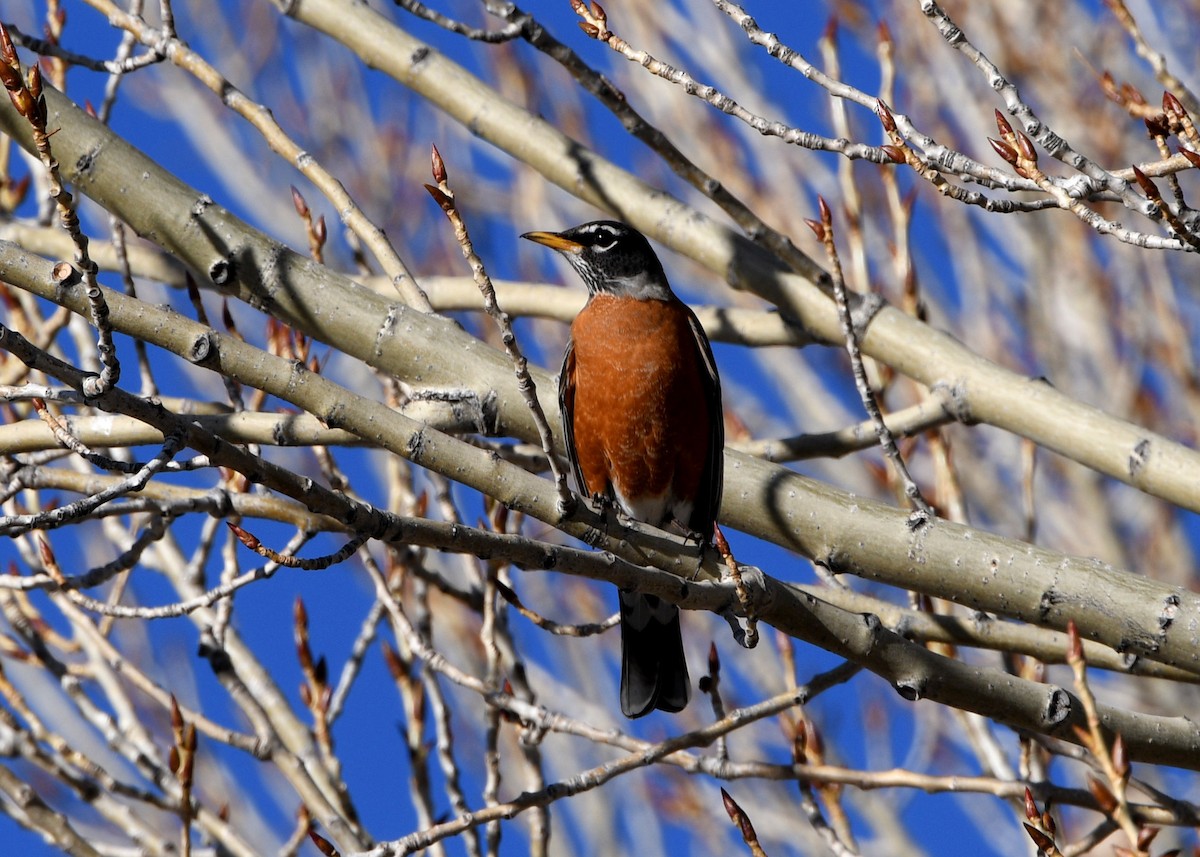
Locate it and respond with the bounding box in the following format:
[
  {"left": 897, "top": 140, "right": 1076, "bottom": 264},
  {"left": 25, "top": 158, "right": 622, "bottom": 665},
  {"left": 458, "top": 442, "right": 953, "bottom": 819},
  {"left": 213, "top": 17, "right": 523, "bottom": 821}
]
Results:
[
  {"left": 381, "top": 641, "right": 407, "bottom": 681},
  {"left": 877, "top": 20, "right": 892, "bottom": 45},
  {"left": 882, "top": 144, "right": 906, "bottom": 163},
  {"left": 0, "top": 22, "right": 16, "bottom": 67},
  {"left": 804, "top": 218, "right": 825, "bottom": 241},
  {"left": 1066, "top": 619, "right": 1082, "bottom": 662},
  {"left": 1163, "top": 90, "right": 1185, "bottom": 117},
  {"left": 1180, "top": 146, "right": 1200, "bottom": 168},
  {"left": 1022, "top": 823, "right": 1055, "bottom": 851},
  {"left": 430, "top": 143, "right": 446, "bottom": 184},
  {"left": 314, "top": 214, "right": 327, "bottom": 244},
  {"left": 1087, "top": 776, "right": 1118, "bottom": 814},
  {"left": 227, "top": 523, "right": 259, "bottom": 550},
  {"left": 26, "top": 64, "right": 42, "bottom": 100},
  {"left": 36, "top": 534, "right": 54, "bottom": 566},
  {"left": 1016, "top": 131, "right": 1037, "bottom": 164},
  {"left": 1112, "top": 732, "right": 1129, "bottom": 779},
  {"left": 424, "top": 183, "right": 453, "bottom": 212},
  {"left": 707, "top": 641, "right": 720, "bottom": 677},
  {"left": 1144, "top": 114, "right": 1169, "bottom": 137},
  {"left": 290, "top": 185, "right": 308, "bottom": 217},
  {"left": 1024, "top": 787, "right": 1038, "bottom": 821},
  {"left": 988, "top": 138, "right": 1018, "bottom": 165},
  {"left": 994, "top": 109, "right": 1014, "bottom": 139},
  {"left": 719, "top": 787, "right": 739, "bottom": 822},
  {"left": 876, "top": 100, "right": 896, "bottom": 133},
  {"left": 1132, "top": 165, "right": 1158, "bottom": 198},
  {"left": 308, "top": 830, "right": 340, "bottom": 857},
  {"left": 818, "top": 195, "right": 831, "bottom": 222}
]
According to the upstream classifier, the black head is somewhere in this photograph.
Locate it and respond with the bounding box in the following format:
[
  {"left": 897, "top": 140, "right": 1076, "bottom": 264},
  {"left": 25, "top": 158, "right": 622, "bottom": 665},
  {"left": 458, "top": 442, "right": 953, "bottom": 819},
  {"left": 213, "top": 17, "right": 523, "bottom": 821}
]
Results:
[{"left": 522, "top": 220, "right": 674, "bottom": 300}]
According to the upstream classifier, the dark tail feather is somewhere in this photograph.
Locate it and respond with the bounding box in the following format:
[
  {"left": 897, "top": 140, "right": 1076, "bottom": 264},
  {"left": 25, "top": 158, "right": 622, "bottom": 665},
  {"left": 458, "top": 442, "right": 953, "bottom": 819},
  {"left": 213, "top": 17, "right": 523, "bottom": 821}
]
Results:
[{"left": 618, "top": 591, "right": 690, "bottom": 718}]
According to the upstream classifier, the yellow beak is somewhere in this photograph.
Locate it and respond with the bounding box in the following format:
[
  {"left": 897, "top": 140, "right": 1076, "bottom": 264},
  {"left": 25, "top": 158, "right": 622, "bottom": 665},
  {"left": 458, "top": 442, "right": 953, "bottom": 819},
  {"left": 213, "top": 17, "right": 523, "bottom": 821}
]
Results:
[{"left": 521, "top": 231, "right": 584, "bottom": 253}]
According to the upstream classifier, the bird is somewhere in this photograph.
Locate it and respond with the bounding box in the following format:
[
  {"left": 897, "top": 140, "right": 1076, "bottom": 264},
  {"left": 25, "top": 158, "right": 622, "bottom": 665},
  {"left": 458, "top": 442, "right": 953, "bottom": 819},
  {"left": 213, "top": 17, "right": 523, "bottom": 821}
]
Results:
[{"left": 522, "top": 220, "right": 724, "bottom": 718}]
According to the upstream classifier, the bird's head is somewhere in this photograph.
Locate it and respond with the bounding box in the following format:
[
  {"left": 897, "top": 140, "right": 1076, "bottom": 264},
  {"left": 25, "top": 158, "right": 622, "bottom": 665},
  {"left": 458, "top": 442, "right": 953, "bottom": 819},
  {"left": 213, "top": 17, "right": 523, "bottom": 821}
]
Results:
[{"left": 522, "top": 220, "right": 674, "bottom": 301}]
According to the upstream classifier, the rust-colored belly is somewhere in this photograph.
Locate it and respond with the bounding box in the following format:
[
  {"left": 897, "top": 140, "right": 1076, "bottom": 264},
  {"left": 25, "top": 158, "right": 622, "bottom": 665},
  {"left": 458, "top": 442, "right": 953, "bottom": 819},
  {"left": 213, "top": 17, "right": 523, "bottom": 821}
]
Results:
[{"left": 568, "top": 294, "right": 712, "bottom": 527}]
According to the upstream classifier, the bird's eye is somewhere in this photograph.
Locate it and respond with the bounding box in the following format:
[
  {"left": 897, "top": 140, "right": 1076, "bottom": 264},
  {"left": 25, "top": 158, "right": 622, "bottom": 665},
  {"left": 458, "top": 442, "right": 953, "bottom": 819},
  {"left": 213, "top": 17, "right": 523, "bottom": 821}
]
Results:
[{"left": 591, "top": 227, "right": 618, "bottom": 251}]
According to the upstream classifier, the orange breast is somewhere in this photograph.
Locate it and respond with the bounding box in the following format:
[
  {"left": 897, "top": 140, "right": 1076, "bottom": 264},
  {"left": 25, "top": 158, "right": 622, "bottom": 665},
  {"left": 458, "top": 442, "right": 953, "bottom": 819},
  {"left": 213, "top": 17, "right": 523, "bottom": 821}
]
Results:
[{"left": 568, "top": 294, "right": 714, "bottom": 528}]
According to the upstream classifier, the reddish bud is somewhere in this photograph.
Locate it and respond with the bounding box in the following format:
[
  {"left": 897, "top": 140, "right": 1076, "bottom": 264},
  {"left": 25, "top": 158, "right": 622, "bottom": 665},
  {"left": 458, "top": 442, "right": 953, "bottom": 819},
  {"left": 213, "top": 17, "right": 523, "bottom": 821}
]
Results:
[
  {"left": 804, "top": 218, "right": 825, "bottom": 241},
  {"left": 308, "top": 830, "right": 340, "bottom": 857},
  {"left": 36, "top": 534, "right": 54, "bottom": 566},
  {"left": 1016, "top": 131, "right": 1037, "bottom": 164},
  {"left": 1087, "top": 776, "right": 1118, "bottom": 814},
  {"left": 1024, "top": 787, "right": 1038, "bottom": 821},
  {"left": 720, "top": 787, "right": 738, "bottom": 821},
  {"left": 1132, "top": 165, "right": 1158, "bottom": 198},
  {"left": 290, "top": 185, "right": 308, "bottom": 217},
  {"left": 882, "top": 144, "right": 906, "bottom": 164},
  {"left": 26, "top": 63, "right": 41, "bottom": 100},
  {"left": 1066, "top": 619, "right": 1082, "bottom": 662},
  {"left": 876, "top": 100, "right": 896, "bottom": 133},
  {"left": 1144, "top": 114, "right": 1169, "bottom": 137},
  {"left": 424, "top": 183, "right": 453, "bottom": 212},
  {"left": 430, "top": 143, "right": 446, "bottom": 184},
  {"left": 381, "top": 642, "right": 407, "bottom": 681},
  {"left": 314, "top": 215, "right": 327, "bottom": 244},
  {"left": 994, "top": 109, "right": 1014, "bottom": 139},
  {"left": 0, "top": 23, "right": 16, "bottom": 67},
  {"left": 1163, "top": 90, "right": 1185, "bottom": 117},
  {"left": 877, "top": 20, "right": 892, "bottom": 45},
  {"left": 988, "top": 138, "right": 1018, "bottom": 165},
  {"left": 1180, "top": 146, "right": 1200, "bottom": 168},
  {"left": 1023, "top": 824, "right": 1055, "bottom": 851},
  {"left": 1112, "top": 732, "right": 1129, "bottom": 778},
  {"left": 227, "top": 523, "right": 259, "bottom": 550}
]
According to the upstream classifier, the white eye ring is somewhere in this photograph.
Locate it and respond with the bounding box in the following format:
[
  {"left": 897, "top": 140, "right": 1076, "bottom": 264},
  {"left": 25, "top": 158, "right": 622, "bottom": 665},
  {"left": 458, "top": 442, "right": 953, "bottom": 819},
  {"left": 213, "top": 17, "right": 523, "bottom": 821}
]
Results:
[{"left": 592, "top": 228, "right": 617, "bottom": 250}]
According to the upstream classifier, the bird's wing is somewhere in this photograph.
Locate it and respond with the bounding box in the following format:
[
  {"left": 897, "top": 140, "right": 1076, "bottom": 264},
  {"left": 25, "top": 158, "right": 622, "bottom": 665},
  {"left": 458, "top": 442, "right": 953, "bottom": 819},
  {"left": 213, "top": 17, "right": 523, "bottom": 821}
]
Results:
[
  {"left": 686, "top": 308, "right": 724, "bottom": 542},
  {"left": 557, "top": 337, "right": 587, "bottom": 496}
]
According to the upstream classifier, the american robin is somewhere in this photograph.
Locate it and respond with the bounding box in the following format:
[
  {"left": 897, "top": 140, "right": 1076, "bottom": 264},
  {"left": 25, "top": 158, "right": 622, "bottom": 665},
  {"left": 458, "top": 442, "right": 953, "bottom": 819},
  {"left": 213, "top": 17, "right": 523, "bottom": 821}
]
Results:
[{"left": 522, "top": 221, "right": 724, "bottom": 718}]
